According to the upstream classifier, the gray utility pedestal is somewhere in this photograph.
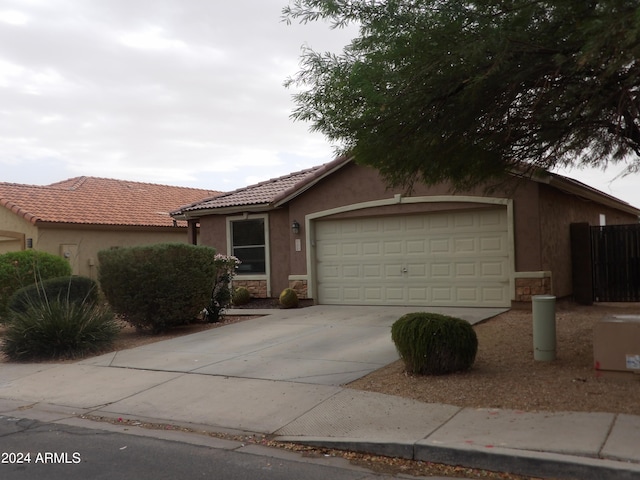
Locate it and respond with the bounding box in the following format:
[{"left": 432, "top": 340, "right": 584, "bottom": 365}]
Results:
[{"left": 532, "top": 295, "right": 556, "bottom": 361}]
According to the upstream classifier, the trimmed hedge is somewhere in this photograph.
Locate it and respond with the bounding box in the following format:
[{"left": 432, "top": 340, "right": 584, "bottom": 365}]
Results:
[
  {"left": 98, "top": 243, "right": 217, "bottom": 332},
  {"left": 0, "top": 250, "right": 72, "bottom": 319},
  {"left": 9, "top": 276, "right": 99, "bottom": 314},
  {"left": 391, "top": 312, "right": 478, "bottom": 375}
]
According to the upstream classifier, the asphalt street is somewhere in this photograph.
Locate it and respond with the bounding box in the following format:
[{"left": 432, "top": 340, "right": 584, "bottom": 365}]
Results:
[{"left": 0, "top": 415, "right": 455, "bottom": 480}]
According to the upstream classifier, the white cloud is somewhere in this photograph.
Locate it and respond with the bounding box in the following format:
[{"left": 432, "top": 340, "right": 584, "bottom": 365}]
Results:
[
  {"left": 0, "top": 10, "right": 29, "bottom": 26},
  {"left": 0, "top": 0, "right": 360, "bottom": 191}
]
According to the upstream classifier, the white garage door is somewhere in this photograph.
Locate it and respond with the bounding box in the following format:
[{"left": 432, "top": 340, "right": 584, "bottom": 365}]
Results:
[{"left": 314, "top": 208, "right": 511, "bottom": 307}]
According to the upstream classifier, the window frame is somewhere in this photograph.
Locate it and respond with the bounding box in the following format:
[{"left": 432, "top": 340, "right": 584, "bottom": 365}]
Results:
[{"left": 226, "top": 213, "right": 271, "bottom": 294}]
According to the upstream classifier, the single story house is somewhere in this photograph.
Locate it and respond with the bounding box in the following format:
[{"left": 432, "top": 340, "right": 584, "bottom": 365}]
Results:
[
  {"left": 0, "top": 177, "right": 220, "bottom": 279},
  {"left": 172, "top": 157, "right": 640, "bottom": 308}
]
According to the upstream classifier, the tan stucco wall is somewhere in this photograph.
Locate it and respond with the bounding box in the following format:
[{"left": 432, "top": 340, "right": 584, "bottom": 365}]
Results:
[
  {"left": 33, "top": 226, "right": 192, "bottom": 279},
  {"left": 0, "top": 207, "right": 38, "bottom": 253}
]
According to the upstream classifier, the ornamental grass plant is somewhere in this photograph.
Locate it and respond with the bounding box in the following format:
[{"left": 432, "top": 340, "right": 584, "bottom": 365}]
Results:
[{"left": 1, "top": 298, "right": 119, "bottom": 361}]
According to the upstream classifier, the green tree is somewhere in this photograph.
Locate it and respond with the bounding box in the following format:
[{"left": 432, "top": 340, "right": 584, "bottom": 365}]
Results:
[{"left": 284, "top": 1, "right": 640, "bottom": 190}]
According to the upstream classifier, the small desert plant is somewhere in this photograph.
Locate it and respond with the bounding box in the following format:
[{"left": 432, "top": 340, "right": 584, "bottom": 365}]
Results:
[
  {"left": 1, "top": 299, "right": 119, "bottom": 361},
  {"left": 391, "top": 312, "right": 478, "bottom": 375},
  {"left": 232, "top": 286, "right": 251, "bottom": 306},
  {"left": 9, "top": 276, "right": 99, "bottom": 314},
  {"left": 279, "top": 288, "right": 299, "bottom": 309}
]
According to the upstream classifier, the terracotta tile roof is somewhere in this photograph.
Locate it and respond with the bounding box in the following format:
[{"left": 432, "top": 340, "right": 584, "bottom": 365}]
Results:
[
  {"left": 174, "top": 156, "right": 351, "bottom": 217},
  {"left": 0, "top": 177, "right": 221, "bottom": 227}
]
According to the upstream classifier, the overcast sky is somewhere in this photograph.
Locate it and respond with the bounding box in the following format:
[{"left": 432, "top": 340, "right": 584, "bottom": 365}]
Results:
[{"left": 1, "top": 0, "right": 639, "bottom": 209}]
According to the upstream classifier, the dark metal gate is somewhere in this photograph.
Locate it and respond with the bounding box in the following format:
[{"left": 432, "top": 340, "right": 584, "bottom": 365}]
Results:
[{"left": 590, "top": 224, "right": 640, "bottom": 302}]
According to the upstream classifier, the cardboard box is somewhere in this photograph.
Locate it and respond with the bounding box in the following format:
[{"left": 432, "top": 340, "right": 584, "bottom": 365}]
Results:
[{"left": 593, "top": 315, "right": 640, "bottom": 373}]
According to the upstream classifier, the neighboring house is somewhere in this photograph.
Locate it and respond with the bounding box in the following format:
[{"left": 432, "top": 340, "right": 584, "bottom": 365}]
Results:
[
  {"left": 0, "top": 177, "right": 221, "bottom": 279},
  {"left": 171, "top": 157, "right": 640, "bottom": 308}
]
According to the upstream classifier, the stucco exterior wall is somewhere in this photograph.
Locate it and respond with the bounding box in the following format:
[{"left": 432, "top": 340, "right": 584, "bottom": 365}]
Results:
[
  {"left": 538, "top": 185, "right": 639, "bottom": 297},
  {"left": 35, "top": 226, "right": 192, "bottom": 279},
  {"left": 0, "top": 207, "right": 38, "bottom": 253},
  {"left": 268, "top": 208, "right": 291, "bottom": 296},
  {"left": 199, "top": 215, "right": 227, "bottom": 253}
]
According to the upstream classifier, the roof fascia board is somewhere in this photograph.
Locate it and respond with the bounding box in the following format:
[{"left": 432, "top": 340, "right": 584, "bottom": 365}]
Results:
[
  {"left": 525, "top": 170, "right": 640, "bottom": 216},
  {"left": 549, "top": 176, "right": 640, "bottom": 216},
  {"left": 176, "top": 203, "right": 273, "bottom": 220}
]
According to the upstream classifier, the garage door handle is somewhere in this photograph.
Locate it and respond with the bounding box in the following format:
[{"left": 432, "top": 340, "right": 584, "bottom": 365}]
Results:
[{"left": 402, "top": 267, "right": 408, "bottom": 273}]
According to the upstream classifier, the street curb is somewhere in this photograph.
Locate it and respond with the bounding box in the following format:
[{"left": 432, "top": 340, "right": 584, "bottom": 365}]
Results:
[{"left": 275, "top": 436, "right": 640, "bottom": 480}]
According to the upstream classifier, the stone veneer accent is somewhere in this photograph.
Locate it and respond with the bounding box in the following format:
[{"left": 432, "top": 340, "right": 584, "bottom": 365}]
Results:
[
  {"left": 232, "top": 279, "right": 268, "bottom": 298},
  {"left": 288, "top": 279, "right": 308, "bottom": 299},
  {"left": 515, "top": 277, "right": 552, "bottom": 302}
]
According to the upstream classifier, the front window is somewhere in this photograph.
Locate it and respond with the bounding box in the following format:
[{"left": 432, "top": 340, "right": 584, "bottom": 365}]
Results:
[{"left": 231, "top": 219, "right": 266, "bottom": 274}]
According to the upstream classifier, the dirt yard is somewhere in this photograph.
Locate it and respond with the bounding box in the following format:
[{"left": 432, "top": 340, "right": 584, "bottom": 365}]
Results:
[{"left": 349, "top": 302, "right": 640, "bottom": 416}]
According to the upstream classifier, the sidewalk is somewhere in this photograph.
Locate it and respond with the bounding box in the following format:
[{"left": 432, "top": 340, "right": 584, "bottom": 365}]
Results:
[
  {"left": 0, "top": 306, "right": 639, "bottom": 479},
  {"left": 1, "top": 361, "right": 638, "bottom": 479}
]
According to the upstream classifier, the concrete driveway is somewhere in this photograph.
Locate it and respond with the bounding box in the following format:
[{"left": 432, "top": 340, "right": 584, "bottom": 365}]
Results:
[{"left": 80, "top": 305, "right": 507, "bottom": 386}]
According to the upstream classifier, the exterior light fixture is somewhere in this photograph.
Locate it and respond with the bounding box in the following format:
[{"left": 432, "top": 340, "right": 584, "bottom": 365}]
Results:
[{"left": 291, "top": 220, "right": 300, "bottom": 235}]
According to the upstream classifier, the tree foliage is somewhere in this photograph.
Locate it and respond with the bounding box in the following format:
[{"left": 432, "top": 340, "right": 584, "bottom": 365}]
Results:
[{"left": 284, "top": 1, "right": 640, "bottom": 190}]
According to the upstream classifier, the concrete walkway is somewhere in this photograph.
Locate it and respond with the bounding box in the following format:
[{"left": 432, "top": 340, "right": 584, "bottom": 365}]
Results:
[{"left": 0, "top": 306, "right": 639, "bottom": 479}]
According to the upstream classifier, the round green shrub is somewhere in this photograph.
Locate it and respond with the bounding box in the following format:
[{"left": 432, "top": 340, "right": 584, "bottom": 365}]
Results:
[
  {"left": 0, "top": 250, "right": 72, "bottom": 319},
  {"left": 232, "top": 286, "right": 251, "bottom": 306},
  {"left": 9, "top": 276, "right": 99, "bottom": 314},
  {"left": 391, "top": 312, "right": 478, "bottom": 375},
  {"left": 1, "top": 299, "right": 119, "bottom": 361},
  {"left": 279, "top": 288, "right": 299, "bottom": 309}
]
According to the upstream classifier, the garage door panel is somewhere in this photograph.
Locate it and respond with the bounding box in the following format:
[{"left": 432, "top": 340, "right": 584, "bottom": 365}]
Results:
[
  {"left": 454, "top": 237, "right": 476, "bottom": 253},
  {"left": 364, "top": 287, "right": 383, "bottom": 301},
  {"left": 342, "top": 265, "right": 360, "bottom": 278},
  {"left": 457, "top": 287, "right": 479, "bottom": 302},
  {"left": 427, "top": 215, "right": 450, "bottom": 230},
  {"left": 480, "top": 236, "right": 506, "bottom": 253},
  {"left": 455, "top": 263, "right": 477, "bottom": 277},
  {"left": 382, "top": 240, "right": 402, "bottom": 255},
  {"left": 363, "top": 264, "right": 382, "bottom": 278},
  {"left": 432, "top": 287, "right": 454, "bottom": 302},
  {"left": 429, "top": 238, "right": 451, "bottom": 254},
  {"left": 406, "top": 240, "right": 426, "bottom": 253},
  {"left": 408, "top": 287, "right": 428, "bottom": 302},
  {"left": 431, "top": 263, "right": 453, "bottom": 278},
  {"left": 362, "top": 242, "right": 380, "bottom": 255},
  {"left": 482, "top": 286, "right": 508, "bottom": 302},
  {"left": 383, "top": 218, "right": 402, "bottom": 232},
  {"left": 481, "top": 261, "right": 506, "bottom": 277},
  {"left": 453, "top": 213, "right": 475, "bottom": 228},
  {"left": 315, "top": 209, "right": 510, "bottom": 307},
  {"left": 318, "top": 243, "right": 339, "bottom": 257}
]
